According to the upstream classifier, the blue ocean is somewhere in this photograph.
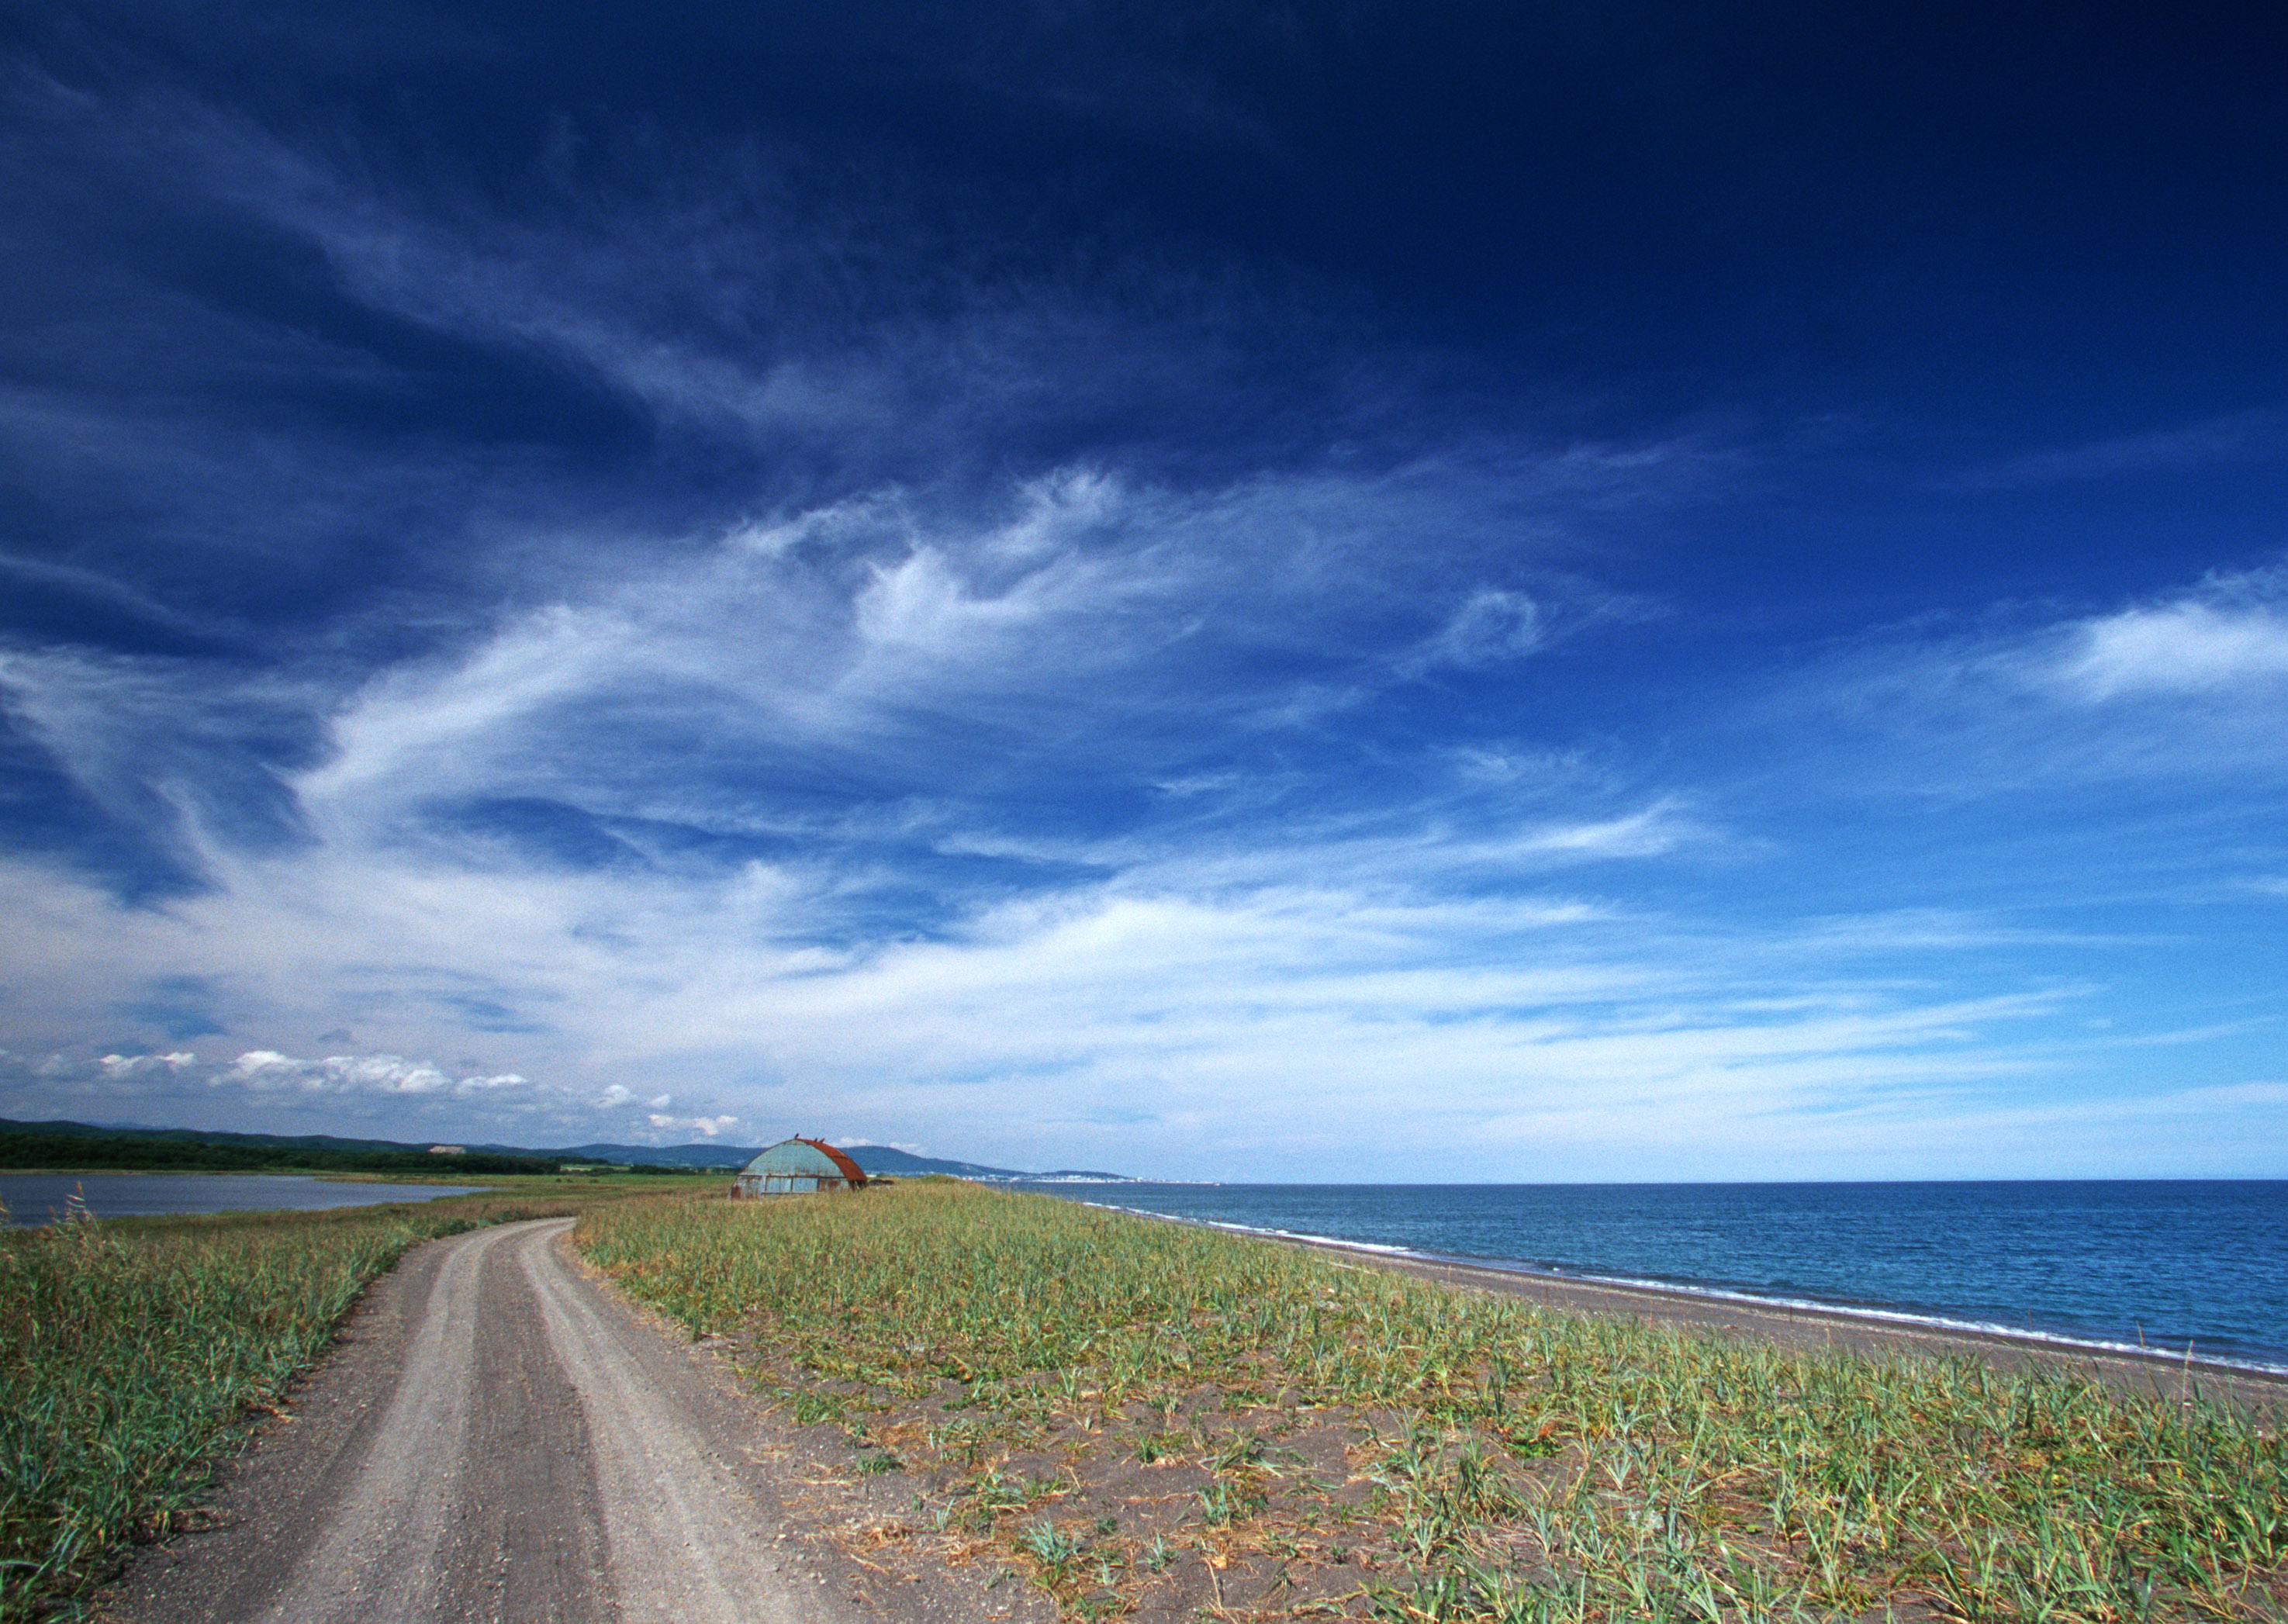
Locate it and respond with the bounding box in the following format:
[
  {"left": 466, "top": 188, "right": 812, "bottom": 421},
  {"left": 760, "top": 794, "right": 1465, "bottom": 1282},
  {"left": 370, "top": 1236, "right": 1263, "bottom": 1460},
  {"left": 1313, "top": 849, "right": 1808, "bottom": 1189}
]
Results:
[{"left": 1015, "top": 1181, "right": 2288, "bottom": 1372}]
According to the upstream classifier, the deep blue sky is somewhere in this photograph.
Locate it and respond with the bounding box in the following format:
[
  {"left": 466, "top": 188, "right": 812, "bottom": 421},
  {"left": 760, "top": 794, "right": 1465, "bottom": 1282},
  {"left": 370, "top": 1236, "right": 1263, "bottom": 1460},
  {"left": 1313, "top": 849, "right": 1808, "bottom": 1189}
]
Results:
[{"left": 2, "top": 0, "right": 2284, "bottom": 1177}]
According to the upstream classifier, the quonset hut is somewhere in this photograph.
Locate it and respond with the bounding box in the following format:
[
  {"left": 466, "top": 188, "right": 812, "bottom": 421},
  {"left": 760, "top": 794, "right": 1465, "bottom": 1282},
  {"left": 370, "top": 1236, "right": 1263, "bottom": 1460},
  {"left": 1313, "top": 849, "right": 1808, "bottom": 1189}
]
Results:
[{"left": 731, "top": 1137, "right": 869, "bottom": 1197}]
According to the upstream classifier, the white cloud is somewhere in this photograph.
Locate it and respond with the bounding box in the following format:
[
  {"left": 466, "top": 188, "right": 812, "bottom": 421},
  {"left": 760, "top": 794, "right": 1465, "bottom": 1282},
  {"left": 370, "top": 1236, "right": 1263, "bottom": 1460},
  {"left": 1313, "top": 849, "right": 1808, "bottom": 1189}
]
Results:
[
  {"left": 0, "top": 1025, "right": 704, "bottom": 1141},
  {"left": 1412, "top": 588, "right": 1543, "bottom": 671},
  {"left": 96, "top": 1051, "right": 196, "bottom": 1076},
  {"left": 195, "top": 451, "right": 1720, "bottom": 881},
  {"left": 17, "top": 532, "right": 2283, "bottom": 1177},
  {"left": 850, "top": 542, "right": 1102, "bottom": 668},
  {"left": 1777, "top": 559, "right": 2288, "bottom": 793},
  {"left": 219, "top": 1050, "right": 529, "bottom": 1098},
  {"left": 299, "top": 606, "right": 627, "bottom": 807},
  {"left": 2054, "top": 600, "right": 2288, "bottom": 700},
  {"left": 648, "top": 1113, "right": 738, "bottom": 1138},
  {"left": 0, "top": 827, "right": 2134, "bottom": 1176},
  {"left": 728, "top": 492, "right": 914, "bottom": 560}
]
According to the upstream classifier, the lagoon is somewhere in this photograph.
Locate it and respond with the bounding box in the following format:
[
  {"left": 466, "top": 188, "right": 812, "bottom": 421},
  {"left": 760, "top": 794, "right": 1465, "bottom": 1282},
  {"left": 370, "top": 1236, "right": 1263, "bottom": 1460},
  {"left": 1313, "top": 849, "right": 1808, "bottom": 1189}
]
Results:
[{"left": 0, "top": 1171, "right": 486, "bottom": 1225}]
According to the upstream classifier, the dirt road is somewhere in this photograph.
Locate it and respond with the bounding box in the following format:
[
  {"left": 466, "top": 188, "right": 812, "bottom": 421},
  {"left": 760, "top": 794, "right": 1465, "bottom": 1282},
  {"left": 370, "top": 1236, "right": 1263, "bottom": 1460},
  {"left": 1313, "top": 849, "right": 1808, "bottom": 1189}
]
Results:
[{"left": 101, "top": 1218, "right": 1021, "bottom": 1624}]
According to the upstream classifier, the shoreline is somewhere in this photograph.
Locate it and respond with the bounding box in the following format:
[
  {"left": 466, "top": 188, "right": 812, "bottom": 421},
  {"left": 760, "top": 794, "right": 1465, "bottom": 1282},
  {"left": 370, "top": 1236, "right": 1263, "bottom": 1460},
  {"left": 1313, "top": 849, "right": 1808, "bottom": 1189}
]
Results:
[
  {"left": 1295, "top": 1228, "right": 2288, "bottom": 1419},
  {"left": 1080, "top": 1198, "right": 2288, "bottom": 1419},
  {"left": 573, "top": 1181, "right": 2288, "bottom": 1620}
]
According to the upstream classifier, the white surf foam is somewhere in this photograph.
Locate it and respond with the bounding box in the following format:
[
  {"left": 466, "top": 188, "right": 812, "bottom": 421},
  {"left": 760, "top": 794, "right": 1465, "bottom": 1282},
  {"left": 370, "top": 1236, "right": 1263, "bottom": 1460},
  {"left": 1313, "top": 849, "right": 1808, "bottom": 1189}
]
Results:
[{"left": 1059, "top": 1197, "right": 2288, "bottom": 1380}]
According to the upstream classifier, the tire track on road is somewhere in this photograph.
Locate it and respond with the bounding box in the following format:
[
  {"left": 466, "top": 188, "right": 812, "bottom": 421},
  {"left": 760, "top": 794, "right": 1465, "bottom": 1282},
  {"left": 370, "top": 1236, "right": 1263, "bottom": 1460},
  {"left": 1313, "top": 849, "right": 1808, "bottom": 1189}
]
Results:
[
  {"left": 520, "top": 1221, "right": 811, "bottom": 1624},
  {"left": 250, "top": 1220, "right": 516, "bottom": 1622},
  {"left": 107, "top": 1218, "right": 851, "bottom": 1624}
]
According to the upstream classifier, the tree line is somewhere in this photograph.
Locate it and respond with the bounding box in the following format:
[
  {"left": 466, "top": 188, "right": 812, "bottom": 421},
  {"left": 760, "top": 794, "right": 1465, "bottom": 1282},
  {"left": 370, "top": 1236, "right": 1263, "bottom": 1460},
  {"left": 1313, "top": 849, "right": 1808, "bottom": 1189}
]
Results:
[{"left": 0, "top": 1133, "right": 565, "bottom": 1177}]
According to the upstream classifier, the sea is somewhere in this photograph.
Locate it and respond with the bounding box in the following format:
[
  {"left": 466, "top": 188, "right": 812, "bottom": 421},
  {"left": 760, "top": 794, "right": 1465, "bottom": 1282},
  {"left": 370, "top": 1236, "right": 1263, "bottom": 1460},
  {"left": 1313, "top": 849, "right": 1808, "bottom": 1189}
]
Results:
[
  {"left": 0, "top": 1172, "right": 485, "bottom": 1225},
  {"left": 1011, "top": 1180, "right": 2288, "bottom": 1373}
]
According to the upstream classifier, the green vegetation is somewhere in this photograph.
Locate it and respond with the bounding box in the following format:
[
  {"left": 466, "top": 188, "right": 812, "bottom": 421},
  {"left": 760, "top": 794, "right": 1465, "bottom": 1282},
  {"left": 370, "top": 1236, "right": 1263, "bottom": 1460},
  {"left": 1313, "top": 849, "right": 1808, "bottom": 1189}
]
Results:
[
  {"left": 0, "top": 1179, "right": 713, "bottom": 1622},
  {"left": 0, "top": 1129, "right": 565, "bottom": 1177},
  {"left": 0, "top": 1118, "right": 728, "bottom": 1177},
  {"left": 578, "top": 1180, "right": 2287, "bottom": 1622}
]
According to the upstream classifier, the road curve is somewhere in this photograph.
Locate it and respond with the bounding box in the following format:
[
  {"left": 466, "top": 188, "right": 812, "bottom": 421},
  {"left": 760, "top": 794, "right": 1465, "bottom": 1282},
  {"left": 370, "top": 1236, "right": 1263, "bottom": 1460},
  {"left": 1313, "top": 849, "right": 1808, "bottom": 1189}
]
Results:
[{"left": 107, "top": 1218, "right": 855, "bottom": 1624}]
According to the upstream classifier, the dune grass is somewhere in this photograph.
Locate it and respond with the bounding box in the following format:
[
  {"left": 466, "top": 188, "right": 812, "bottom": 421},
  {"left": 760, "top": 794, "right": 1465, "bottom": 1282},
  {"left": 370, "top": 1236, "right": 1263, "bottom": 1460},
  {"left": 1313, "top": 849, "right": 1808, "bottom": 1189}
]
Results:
[
  {"left": 0, "top": 1179, "right": 713, "bottom": 1621},
  {"left": 577, "top": 1180, "right": 2286, "bottom": 1622}
]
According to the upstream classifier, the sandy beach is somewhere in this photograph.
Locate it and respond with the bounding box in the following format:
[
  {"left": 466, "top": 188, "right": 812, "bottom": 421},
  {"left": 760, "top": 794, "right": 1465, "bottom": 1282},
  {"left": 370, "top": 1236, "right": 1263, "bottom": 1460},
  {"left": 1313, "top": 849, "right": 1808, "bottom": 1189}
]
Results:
[{"left": 1270, "top": 1228, "right": 2288, "bottom": 1422}]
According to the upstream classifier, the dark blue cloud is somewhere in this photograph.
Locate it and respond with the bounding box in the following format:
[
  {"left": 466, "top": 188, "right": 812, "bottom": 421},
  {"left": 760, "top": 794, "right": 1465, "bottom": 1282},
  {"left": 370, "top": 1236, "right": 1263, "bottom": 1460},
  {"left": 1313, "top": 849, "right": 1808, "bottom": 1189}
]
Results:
[
  {"left": 112, "top": 974, "right": 226, "bottom": 1039},
  {"left": 0, "top": 709, "right": 161, "bottom": 878},
  {"left": 430, "top": 993, "right": 544, "bottom": 1035},
  {"left": 0, "top": 557, "right": 251, "bottom": 659},
  {"left": 22, "top": 0, "right": 2281, "bottom": 447}
]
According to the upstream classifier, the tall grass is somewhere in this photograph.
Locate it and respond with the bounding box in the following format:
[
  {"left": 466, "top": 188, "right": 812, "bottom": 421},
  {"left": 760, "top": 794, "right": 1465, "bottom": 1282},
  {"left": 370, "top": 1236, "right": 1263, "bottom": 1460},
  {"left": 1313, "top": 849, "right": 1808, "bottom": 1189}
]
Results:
[
  {"left": 579, "top": 1180, "right": 2288, "bottom": 1622},
  {"left": 0, "top": 1183, "right": 700, "bottom": 1621}
]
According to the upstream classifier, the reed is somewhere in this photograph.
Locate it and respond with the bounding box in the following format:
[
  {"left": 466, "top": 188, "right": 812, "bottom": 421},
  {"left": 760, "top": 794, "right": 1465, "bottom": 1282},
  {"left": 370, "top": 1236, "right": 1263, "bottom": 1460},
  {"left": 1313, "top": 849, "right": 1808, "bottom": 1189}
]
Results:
[
  {"left": 578, "top": 1180, "right": 2287, "bottom": 1622},
  {"left": 0, "top": 1181, "right": 707, "bottom": 1621}
]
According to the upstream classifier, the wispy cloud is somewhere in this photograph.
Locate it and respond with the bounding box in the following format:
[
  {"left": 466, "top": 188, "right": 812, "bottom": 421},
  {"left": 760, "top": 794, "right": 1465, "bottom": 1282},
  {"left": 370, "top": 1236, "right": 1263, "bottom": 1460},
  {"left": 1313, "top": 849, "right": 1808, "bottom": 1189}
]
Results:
[
  {"left": 5, "top": 19, "right": 2285, "bottom": 1181},
  {"left": 1944, "top": 409, "right": 2288, "bottom": 490},
  {"left": 2050, "top": 595, "right": 2288, "bottom": 701},
  {"left": 1407, "top": 589, "right": 1544, "bottom": 672},
  {"left": 0, "top": 841, "right": 2106, "bottom": 1173},
  {"left": 1771, "top": 559, "right": 2288, "bottom": 795},
  {"left": 8, "top": 497, "right": 2279, "bottom": 1171}
]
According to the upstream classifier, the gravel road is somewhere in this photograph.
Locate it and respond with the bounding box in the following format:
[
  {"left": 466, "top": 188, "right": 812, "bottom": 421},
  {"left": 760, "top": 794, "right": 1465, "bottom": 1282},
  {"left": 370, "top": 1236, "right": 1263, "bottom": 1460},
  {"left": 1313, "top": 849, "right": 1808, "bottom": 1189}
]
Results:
[
  {"left": 101, "top": 1218, "right": 900, "bottom": 1624},
  {"left": 94, "top": 1208, "right": 2280, "bottom": 1623}
]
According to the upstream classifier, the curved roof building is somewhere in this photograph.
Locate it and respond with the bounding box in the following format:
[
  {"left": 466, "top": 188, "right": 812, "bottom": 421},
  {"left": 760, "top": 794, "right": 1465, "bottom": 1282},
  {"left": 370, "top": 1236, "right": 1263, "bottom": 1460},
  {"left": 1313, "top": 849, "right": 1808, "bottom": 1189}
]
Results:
[{"left": 732, "top": 1137, "right": 869, "bottom": 1197}]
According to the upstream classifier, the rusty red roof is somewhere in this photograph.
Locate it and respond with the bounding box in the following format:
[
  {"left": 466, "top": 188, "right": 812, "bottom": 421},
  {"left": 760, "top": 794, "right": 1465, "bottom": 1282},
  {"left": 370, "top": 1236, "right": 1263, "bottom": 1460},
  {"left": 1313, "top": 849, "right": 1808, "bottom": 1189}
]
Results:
[{"left": 795, "top": 1137, "right": 869, "bottom": 1186}]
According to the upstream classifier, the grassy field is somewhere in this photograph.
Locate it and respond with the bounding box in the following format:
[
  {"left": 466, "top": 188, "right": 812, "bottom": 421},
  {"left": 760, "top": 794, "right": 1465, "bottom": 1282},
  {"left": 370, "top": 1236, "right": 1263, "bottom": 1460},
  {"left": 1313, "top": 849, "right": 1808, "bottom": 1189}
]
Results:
[
  {"left": 0, "top": 1174, "right": 717, "bottom": 1622},
  {"left": 578, "top": 1180, "right": 2287, "bottom": 1622}
]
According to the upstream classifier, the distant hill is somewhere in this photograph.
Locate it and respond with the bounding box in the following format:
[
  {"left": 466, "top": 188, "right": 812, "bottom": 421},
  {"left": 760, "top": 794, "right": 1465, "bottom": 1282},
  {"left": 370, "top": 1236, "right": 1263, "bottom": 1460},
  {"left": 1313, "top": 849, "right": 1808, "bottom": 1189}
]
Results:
[
  {"left": 0, "top": 1116, "right": 456, "bottom": 1157},
  {"left": 551, "top": 1141, "right": 755, "bottom": 1169},
  {"left": 0, "top": 1118, "right": 563, "bottom": 1177},
  {"left": 557, "top": 1142, "right": 1131, "bottom": 1180},
  {"left": 0, "top": 1118, "right": 1134, "bottom": 1181},
  {"left": 483, "top": 1138, "right": 1138, "bottom": 1180},
  {"left": 838, "top": 1145, "right": 1039, "bottom": 1180}
]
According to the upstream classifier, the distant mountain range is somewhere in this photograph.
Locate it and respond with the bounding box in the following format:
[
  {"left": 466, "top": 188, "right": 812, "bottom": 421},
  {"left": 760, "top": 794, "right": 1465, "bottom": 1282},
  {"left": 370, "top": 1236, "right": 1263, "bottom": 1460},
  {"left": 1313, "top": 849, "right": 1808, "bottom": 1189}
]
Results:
[
  {"left": 553, "top": 1140, "right": 1135, "bottom": 1181},
  {"left": 2, "top": 1117, "right": 479, "bottom": 1158},
  {"left": 0, "top": 1118, "right": 1136, "bottom": 1182}
]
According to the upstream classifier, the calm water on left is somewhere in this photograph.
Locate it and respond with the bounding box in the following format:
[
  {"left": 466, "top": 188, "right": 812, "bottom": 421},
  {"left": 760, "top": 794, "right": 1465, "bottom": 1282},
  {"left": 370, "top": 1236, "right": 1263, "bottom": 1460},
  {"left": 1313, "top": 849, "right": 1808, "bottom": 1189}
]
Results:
[{"left": 0, "top": 1172, "right": 485, "bottom": 1225}]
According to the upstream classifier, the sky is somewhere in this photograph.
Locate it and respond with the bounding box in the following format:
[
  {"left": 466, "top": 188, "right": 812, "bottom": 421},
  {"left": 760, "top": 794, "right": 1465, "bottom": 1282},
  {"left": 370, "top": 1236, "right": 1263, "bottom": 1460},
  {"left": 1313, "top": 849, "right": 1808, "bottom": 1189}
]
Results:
[{"left": 2, "top": 0, "right": 2285, "bottom": 1180}]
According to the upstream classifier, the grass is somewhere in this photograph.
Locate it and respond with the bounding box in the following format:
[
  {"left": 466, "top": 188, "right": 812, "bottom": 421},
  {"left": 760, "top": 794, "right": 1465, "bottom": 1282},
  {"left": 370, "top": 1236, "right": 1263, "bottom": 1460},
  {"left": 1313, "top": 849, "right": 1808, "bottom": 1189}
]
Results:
[
  {"left": 577, "top": 1179, "right": 2288, "bottom": 1622},
  {"left": 0, "top": 1176, "right": 717, "bottom": 1621}
]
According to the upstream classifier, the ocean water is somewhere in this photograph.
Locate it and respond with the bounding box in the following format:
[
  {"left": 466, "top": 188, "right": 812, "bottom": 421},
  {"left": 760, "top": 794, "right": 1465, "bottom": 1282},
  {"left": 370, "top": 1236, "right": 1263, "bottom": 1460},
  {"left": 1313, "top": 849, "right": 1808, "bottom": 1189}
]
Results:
[
  {"left": 1014, "top": 1181, "right": 2288, "bottom": 1372},
  {"left": 0, "top": 1172, "right": 485, "bottom": 1225}
]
